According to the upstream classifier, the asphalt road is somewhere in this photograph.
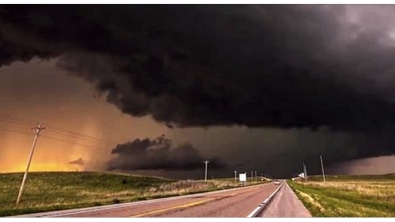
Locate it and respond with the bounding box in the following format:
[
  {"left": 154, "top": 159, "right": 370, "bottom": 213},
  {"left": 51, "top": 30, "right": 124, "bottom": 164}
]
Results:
[
  {"left": 16, "top": 181, "right": 311, "bottom": 217},
  {"left": 18, "top": 182, "right": 279, "bottom": 217}
]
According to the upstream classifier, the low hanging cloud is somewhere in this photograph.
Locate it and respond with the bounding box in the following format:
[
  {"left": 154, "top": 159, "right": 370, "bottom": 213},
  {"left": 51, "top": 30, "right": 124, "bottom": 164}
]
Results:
[
  {"left": 69, "top": 157, "right": 84, "bottom": 166},
  {"left": 107, "top": 135, "right": 225, "bottom": 171}
]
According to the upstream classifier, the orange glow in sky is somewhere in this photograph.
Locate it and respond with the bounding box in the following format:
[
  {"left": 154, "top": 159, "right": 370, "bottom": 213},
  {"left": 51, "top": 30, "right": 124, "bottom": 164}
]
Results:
[
  {"left": 0, "top": 119, "right": 110, "bottom": 173},
  {"left": 10, "top": 162, "right": 82, "bottom": 173},
  {"left": 0, "top": 59, "right": 172, "bottom": 174}
]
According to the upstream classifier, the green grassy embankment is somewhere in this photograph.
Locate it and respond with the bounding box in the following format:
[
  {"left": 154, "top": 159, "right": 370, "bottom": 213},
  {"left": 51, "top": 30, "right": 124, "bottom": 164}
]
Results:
[
  {"left": 288, "top": 174, "right": 395, "bottom": 217},
  {"left": 0, "top": 171, "right": 264, "bottom": 217}
]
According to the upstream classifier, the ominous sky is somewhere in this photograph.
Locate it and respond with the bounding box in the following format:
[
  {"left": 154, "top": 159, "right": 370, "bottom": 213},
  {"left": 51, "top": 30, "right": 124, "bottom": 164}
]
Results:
[{"left": 2, "top": 5, "right": 395, "bottom": 178}]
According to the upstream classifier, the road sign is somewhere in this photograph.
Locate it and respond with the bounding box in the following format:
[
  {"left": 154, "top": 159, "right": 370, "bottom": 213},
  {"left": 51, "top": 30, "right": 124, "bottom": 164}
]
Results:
[{"left": 239, "top": 173, "right": 247, "bottom": 182}]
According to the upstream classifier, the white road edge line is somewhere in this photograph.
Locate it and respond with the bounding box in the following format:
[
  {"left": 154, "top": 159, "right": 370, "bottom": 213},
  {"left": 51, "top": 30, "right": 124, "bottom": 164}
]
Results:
[
  {"left": 246, "top": 181, "right": 285, "bottom": 218},
  {"left": 11, "top": 183, "right": 265, "bottom": 217}
]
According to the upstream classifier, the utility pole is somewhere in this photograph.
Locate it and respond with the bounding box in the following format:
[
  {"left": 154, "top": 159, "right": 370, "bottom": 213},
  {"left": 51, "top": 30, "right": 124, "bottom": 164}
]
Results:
[
  {"left": 234, "top": 171, "right": 237, "bottom": 183},
  {"left": 204, "top": 160, "right": 209, "bottom": 181},
  {"left": 16, "top": 124, "right": 45, "bottom": 204},
  {"left": 251, "top": 171, "right": 254, "bottom": 181},
  {"left": 255, "top": 171, "right": 257, "bottom": 179},
  {"left": 303, "top": 162, "right": 308, "bottom": 182},
  {"left": 320, "top": 155, "right": 326, "bottom": 182}
]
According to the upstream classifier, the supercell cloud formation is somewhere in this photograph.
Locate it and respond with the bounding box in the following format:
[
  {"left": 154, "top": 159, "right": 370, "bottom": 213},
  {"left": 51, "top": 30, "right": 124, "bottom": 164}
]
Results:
[
  {"left": 2, "top": 5, "right": 395, "bottom": 176},
  {"left": 2, "top": 5, "right": 395, "bottom": 130}
]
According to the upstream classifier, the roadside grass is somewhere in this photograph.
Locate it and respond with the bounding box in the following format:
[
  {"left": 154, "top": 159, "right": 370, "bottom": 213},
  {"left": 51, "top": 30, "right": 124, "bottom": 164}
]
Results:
[
  {"left": 288, "top": 174, "right": 395, "bottom": 217},
  {"left": 0, "top": 171, "right": 264, "bottom": 217}
]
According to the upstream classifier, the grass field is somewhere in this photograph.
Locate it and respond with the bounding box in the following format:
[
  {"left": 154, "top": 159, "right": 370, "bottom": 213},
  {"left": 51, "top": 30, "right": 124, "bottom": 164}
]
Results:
[
  {"left": 0, "top": 171, "right": 263, "bottom": 217},
  {"left": 288, "top": 174, "right": 395, "bottom": 217}
]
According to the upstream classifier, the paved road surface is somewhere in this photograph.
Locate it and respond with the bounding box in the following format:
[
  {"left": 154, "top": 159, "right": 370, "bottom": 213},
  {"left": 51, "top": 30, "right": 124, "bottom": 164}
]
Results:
[
  {"left": 260, "top": 182, "right": 311, "bottom": 217},
  {"left": 16, "top": 181, "right": 311, "bottom": 217},
  {"left": 18, "top": 183, "right": 278, "bottom": 217},
  {"left": 152, "top": 183, "right": 278, "bottom": 217}
]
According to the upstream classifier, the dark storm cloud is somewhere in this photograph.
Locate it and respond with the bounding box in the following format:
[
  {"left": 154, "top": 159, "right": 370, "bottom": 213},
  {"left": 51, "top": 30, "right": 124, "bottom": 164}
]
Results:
[
  {"left": 2, "top": 5, "right": 395, "bottom": 131},
  {"left": 107, "top": 135, "right": 225, "bottom": 171},
  {"left": 3, "top": 5, "right": 395, "bottom": 175}
]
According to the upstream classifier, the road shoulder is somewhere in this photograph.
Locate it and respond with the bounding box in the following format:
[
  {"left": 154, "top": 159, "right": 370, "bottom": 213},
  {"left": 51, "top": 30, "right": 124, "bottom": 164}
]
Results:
[{"left": 260, "top": 182, "right": 311, "bottom": 217}]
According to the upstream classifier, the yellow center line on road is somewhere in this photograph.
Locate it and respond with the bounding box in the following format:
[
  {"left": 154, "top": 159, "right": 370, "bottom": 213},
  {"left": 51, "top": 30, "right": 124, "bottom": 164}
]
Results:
[
  {"left": 130, "top": 184, "right": 266, "bottom": 217},
  {"left": 130, "top": 198, "right": 216, "bottom": 217}
]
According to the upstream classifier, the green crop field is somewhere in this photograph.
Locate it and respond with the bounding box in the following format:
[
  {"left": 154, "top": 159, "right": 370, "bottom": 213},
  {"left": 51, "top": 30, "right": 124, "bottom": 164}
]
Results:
[
  {"left": 0, "top": 171, "right": 263, "bottom": 217},
  {"left": 288, "top": 174, "right": 395, "bottom": 217}
]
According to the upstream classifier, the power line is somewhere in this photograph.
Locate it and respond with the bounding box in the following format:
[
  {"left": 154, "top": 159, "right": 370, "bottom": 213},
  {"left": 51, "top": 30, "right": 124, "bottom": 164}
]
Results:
[
  {"left": 0, "top": 127, "right": 110, "bottom": 153},
  {"left": 0, "top": 118, "right": 33, "bottom": 127},
  {"left": 40, "top": 135, "right": 109, "bottom": 153},
  {"left": 43, "top": 125, "right": 116, "bottom": 145},
  {"left": 0, "top": 113, "right": 116, "bottom": 145},
  {"left": 45, "top": 128, "right": 114, "bottom": 145},
  {"left": 0, "top": 126, "right": 111, "bottom": 150},
  {"left": 0, "top": 128, "right": 32, "bottom": 136},
  {"left": 0, "top": 114, "right": 37, "bottom": 126}
]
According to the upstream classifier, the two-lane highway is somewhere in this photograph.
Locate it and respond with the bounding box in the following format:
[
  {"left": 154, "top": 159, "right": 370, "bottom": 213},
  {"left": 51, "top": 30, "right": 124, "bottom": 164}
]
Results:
[
  {"left": 145, "top": 182, "right": 279, "bottom": 217},
  {"left": 19, "top": 182, "right": 280, "bottom": 217}
]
